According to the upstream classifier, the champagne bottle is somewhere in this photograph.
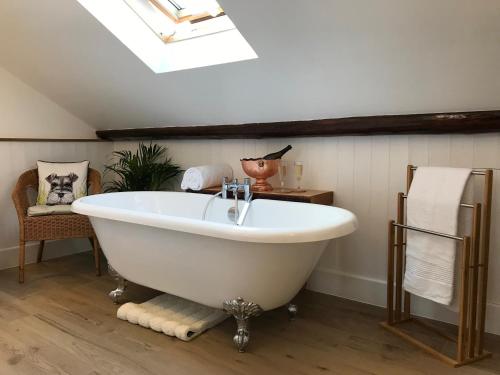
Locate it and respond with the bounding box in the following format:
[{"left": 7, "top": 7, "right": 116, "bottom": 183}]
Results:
[{"left": 262, "top": 145, "right": 292, "bottom": 160}]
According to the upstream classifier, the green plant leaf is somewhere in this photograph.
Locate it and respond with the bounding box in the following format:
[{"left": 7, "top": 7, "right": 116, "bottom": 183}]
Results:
[{"left": 104, "top": 142, "right": 183, "bottom": 192}]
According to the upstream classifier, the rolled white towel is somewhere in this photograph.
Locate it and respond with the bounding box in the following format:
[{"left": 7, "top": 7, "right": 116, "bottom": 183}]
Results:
[{"left": 180, "top": 164, "right": 233, "bottom": 191}]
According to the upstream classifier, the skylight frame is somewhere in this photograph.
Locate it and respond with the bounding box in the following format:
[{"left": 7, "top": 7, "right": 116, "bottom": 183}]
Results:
[
  {"left": 125, "top": 0, "right": 231, "bottom": 44},
  {"left": 150, "top": 0, "right": 225, "bottom": 24}
]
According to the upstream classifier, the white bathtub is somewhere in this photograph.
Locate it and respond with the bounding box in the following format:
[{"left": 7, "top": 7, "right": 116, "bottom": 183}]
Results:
[{"left": 72, "top": 191, "right": 357, "bottom": 311}]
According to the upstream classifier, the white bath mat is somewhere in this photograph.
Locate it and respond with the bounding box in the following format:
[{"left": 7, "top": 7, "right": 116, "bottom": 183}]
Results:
[{"left": 117, "top": 294, "right": 227, "bottom": 341}]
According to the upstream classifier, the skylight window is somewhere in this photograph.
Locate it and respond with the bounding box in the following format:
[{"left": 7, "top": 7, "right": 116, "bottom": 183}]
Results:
[
  {"left": 124, "top": 0, "right": 233, "bottom": 43},
  {"left": 77, "top": 0, "right": 257, "bottom": 73}
]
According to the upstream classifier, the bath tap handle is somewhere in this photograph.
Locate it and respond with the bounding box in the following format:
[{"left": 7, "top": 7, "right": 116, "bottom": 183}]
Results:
[
  {"left": 243, "top": 178, "right": 251, "bottom": 201},
  {"left": 222, "top": 176, "right": 229, "bottom": 199}
]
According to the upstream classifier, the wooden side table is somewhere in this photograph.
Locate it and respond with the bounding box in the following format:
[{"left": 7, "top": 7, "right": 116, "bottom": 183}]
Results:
[{"left": 193, "top": 186, "right": 334, "bottom": 206}]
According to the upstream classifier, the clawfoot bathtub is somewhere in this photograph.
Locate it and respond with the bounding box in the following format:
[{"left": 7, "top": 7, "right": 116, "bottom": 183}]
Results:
[{"left": 72, "top": 191, "right": 357, "bottom": 351}]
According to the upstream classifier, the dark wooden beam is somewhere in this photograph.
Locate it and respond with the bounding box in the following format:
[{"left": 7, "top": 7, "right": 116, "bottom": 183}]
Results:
[
  {"left": 96, "top": 110, "right": 500, "bottom": 141},
  {"left": 0, "top": 138, "right": 109, "bottom": 142}
]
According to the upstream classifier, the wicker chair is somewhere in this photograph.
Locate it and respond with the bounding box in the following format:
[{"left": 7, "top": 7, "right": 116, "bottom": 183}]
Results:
[{"left": 12, "top": 168, "right": 102, "bottom": 283}]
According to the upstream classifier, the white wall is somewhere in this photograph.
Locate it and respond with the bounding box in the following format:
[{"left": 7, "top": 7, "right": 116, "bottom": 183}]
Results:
[
  {"left": 0, "top": 66, "right": 112, "bottom": 271},
  {"left": 0, "top": 66, "right": 96, "bottom": 139},
  {"left": 114, "top": 136, "right": 500, "bottom": 335}
]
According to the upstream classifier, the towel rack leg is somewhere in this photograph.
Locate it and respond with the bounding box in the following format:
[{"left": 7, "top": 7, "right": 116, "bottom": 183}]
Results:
[
  {"left": 458, "top": 237, "right": 471, "bottom": 363},
  {"left": 467, "top": 203, "right": 482, "bottom": 358},
  {"left": 477, "top": 169, "right": 493, "bottom": 355},
  {"left": 395, "top": 193, "right": 405, "bottom": 322},
  {"left": 387, "top": 221, "right": 395, "bottom": 324},
  {"left": 403, "top": 166, "right": 414, "bottom": 320}
]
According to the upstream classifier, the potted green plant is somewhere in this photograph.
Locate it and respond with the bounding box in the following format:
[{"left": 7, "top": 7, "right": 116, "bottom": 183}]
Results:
[{"left": 104, "top": 142, "right": 182, "bottom": 192}]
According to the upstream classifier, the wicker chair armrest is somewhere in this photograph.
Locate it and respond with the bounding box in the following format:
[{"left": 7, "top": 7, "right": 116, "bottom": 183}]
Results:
[
  {"left": 12, "top": 169, "right": 38, "bottom": 223},
  {"left": 88, "top": 168, "right": 102, "bottom": 195}
]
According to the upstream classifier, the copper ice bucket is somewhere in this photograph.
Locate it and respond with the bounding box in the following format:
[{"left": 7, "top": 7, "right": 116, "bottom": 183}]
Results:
[{"left": 241, "top": 159, "right": 279, "bottom": 192}]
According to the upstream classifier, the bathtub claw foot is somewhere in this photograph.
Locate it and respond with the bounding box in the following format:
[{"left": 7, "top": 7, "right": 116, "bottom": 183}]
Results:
[
  {"left": 287, "top": 303, "right": 298, "bottom": 320},
  {"left": 233, "top": 327, "right": 250, "bottom": 353},
  {"left": 108, "top": 264, "right": 127, "bottom": 304},
  {"left": 223, "top": 297, "right": 262, "bottom": 353}
]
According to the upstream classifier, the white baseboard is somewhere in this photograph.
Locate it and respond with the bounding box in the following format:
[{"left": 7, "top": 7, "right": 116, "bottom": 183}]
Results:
[
  {"left": 0, "top": 239, "right": 91, "bottom": 271},
  {"left": 308, "top": 267, "right": 500, "bottom": 336}
]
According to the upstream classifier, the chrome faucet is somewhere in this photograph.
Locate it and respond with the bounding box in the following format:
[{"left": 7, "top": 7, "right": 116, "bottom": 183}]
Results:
[
  {"left": 222, "top": 177, "right": 251, "bottom": 201},
  {"left": 222, "top": 177, "right": 253, "bottom": 225}
]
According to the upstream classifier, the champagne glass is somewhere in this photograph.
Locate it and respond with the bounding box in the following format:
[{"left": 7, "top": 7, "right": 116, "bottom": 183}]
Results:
[
  {"left": 294, "top": 161, "right": 306, "bottom": 192},
  {"left": 275, "top": 160, "right": 292, "bottom": 193}
]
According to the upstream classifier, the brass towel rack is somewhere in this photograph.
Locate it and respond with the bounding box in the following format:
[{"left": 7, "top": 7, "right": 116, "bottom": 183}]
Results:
[{"left": 380, "top": 165, "right": 493, "bottom": 367}]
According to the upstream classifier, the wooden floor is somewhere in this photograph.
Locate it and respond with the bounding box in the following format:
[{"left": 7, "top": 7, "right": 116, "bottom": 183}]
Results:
[{"left": 0, "top": 253, "right": 499, "bottom": 375}]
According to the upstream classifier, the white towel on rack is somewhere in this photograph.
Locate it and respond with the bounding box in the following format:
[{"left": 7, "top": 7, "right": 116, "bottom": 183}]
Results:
[
  {"left": 180, "top": 164, "right": 233, "bottom": 191},
  {"left": 403, "top": 166, "right": 471, "bottom": 306}
]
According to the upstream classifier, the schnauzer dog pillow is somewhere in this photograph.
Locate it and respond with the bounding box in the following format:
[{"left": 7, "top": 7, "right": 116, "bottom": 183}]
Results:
[{"left": 37, "top": 161, "right": 90, "bottom": 205}]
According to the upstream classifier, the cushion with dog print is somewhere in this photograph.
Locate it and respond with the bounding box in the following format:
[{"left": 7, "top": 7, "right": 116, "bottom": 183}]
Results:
[{"left": 36, "top": 161, "right": 89, "bottom": 206}]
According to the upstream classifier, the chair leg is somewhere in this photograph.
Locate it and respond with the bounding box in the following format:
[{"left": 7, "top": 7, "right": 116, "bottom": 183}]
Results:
[
  {"left": 92, "top": 236, "right": 101, "bottom": 276},
  {"left": 19, "top": 241, "right": 25, "bottom": 284},
  {"left": 37, "top": 240, "right": 45, "bottom": 263}
]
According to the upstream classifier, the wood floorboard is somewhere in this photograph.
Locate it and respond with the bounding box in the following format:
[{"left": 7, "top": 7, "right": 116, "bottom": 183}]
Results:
[{"left": 0, "top": 252, "right": 498, "bottom": 375}]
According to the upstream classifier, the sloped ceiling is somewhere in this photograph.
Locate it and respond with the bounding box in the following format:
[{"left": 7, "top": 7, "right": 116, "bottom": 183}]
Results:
[{"left": 0, "top": 0, "right": 499, "bottom": 131}]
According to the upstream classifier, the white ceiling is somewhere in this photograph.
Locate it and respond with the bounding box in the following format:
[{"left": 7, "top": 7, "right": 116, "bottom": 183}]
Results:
[{"left": 0, "top": 0, "right": 499, "bottom": 131}]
